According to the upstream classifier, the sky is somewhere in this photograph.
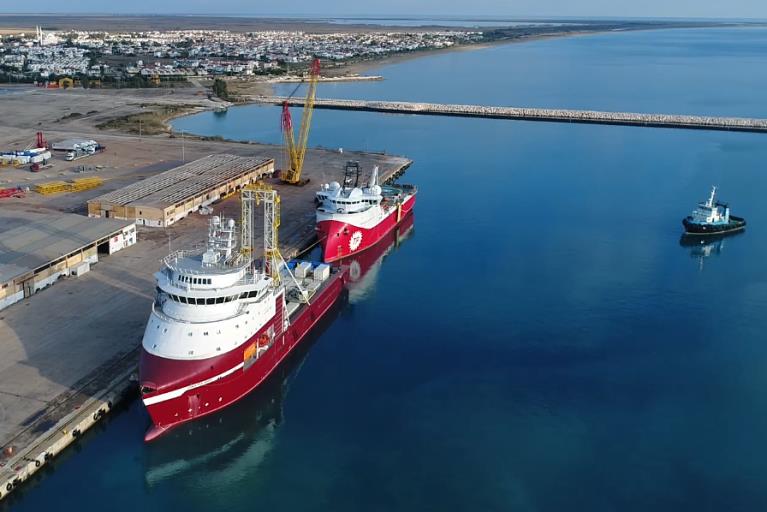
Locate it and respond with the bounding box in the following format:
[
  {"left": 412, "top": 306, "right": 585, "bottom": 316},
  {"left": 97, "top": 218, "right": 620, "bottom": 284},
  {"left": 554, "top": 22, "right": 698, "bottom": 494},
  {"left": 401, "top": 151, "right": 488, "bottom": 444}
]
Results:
[{"left": 0, "top": 0, "right": 766, "bottom": 19}]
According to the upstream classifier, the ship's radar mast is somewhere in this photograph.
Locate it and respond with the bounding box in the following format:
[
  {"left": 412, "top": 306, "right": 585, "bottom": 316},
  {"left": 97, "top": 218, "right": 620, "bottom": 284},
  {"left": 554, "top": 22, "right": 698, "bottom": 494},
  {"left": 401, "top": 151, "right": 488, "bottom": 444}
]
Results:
[
  {"left": 200, "top": 216, "right": 238, "bottom": 267},
  {"left": 706, "top": 185, "right": 717, "bottom": 208}
]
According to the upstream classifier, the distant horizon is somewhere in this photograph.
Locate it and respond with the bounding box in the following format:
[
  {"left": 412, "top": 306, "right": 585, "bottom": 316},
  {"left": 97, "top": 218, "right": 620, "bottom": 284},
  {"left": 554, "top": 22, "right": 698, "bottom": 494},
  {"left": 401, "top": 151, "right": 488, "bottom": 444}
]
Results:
[{"left": 1, "top": 12, "right": 767, "bottom": 23}]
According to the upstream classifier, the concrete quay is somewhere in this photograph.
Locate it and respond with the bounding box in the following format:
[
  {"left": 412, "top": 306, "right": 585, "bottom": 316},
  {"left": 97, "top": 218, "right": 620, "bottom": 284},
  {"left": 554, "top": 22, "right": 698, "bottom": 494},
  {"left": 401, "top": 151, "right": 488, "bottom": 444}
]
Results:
[{"left": 256, "top": 96, "right": 767, "bottom": 133}]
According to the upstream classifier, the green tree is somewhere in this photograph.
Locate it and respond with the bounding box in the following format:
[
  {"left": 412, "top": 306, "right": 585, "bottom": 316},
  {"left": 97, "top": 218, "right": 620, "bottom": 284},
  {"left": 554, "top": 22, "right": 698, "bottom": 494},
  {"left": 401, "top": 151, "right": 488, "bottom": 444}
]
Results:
[{"left": 212, "top": 78, "right": 229, "bottom": 100}]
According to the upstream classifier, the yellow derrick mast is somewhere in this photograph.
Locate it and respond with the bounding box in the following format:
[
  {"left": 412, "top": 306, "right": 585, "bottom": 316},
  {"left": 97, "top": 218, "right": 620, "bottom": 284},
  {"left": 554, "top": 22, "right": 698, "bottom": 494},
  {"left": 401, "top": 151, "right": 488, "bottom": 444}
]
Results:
[{"left": 280, "top": 58, "right": 320, "bottom": 185}]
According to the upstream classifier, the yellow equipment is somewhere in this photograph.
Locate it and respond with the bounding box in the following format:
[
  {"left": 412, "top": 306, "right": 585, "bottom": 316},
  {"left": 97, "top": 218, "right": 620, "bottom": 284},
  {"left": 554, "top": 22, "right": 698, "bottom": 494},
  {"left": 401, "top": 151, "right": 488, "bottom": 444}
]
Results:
[
  {"left": 35, "top": 181, "right": 70, "bottom": 195},
  {"left": 241, "top": 182, "right": 281, "bottom": 281},
  {"left": 69, "top": 176, "right": 103, "bottom": 192},
  {"left": 280, "top": 58, "right": 320, "bottom": 185},
  {"left": 35, "top": 177, "right": 103, "bottom": 195}
]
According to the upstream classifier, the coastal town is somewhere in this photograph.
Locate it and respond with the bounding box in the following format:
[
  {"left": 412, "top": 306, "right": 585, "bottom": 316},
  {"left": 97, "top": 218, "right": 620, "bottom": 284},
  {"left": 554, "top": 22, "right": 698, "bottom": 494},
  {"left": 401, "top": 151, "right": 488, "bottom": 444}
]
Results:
[{"left": 0, "top": 27, "right": 484, "bottom": 84}]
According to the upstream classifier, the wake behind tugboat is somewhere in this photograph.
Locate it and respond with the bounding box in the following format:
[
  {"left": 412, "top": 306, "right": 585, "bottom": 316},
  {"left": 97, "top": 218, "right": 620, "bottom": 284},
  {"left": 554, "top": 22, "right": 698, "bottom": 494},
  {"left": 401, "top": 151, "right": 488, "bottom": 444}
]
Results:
[{"left": 682, "top": 186, "right": 746, "bottom": 236}]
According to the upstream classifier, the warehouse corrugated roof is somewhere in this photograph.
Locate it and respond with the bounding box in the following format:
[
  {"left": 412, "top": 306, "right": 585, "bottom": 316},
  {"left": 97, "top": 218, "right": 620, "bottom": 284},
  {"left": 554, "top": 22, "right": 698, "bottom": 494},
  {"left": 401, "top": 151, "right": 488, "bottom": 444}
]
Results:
[
  {"left": 89, "top": 154, "right": 272, "bottom": 209},
  {"left": 0, "top": 210, "right": 134, "bottom": 283}
]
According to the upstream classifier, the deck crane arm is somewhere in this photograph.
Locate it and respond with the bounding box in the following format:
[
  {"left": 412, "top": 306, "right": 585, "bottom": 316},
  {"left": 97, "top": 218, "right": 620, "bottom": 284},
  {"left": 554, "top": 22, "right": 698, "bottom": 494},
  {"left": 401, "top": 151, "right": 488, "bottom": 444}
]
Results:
[{"left": 281, "top": 58, "right": 320, "bottom": 185}]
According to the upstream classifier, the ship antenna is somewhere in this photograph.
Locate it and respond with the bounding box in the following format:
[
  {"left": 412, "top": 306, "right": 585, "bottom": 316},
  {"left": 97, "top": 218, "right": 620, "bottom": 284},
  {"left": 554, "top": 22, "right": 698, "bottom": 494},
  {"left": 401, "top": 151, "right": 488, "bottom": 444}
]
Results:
[{"left": 369, "top": 165, "right": 379, "bottom": 188}]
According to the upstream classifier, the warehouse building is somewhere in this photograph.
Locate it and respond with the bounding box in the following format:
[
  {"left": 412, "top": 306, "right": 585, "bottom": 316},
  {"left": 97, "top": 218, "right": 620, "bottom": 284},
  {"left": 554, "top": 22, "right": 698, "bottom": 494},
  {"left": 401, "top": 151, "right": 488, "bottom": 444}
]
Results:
[
  {"left": 87, "top": 154, "right": 274, "bottom": 227},
  {"left": 0, "top": 210, "right": 136, "bottom": 311}
]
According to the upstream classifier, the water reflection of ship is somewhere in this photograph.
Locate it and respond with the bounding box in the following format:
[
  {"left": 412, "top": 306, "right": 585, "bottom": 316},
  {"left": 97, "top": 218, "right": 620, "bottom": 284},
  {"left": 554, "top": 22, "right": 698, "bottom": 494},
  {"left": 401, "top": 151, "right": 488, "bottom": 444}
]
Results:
[
  {"left": 143, "top": 292, "right": 347, "bottom": 488},
  {"left": 679, "top": 231, "right": 743, "bottom": 271},
  {"left": 338, "top": 210, "right": 415, "bottom": 303}
]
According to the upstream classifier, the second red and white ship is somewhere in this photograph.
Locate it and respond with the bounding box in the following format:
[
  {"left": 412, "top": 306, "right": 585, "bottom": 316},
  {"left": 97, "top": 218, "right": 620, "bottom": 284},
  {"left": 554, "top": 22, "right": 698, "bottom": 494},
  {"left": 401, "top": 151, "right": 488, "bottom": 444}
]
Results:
[{"left": 316, "top": 162, "right": 416, "bottom": 263}]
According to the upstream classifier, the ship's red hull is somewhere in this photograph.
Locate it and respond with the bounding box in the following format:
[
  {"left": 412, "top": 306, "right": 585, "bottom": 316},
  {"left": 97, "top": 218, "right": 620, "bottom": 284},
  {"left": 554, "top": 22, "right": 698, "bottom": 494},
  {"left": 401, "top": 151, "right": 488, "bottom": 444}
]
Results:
[
  {"left": 339, "top": 210, "right": 415, "bottom": 284},
  {"left": 318, "top": 193, "right": 416, "bottom": 263},
  {"left": 139, "top": 270, "right": 346, "bottom": 442}
]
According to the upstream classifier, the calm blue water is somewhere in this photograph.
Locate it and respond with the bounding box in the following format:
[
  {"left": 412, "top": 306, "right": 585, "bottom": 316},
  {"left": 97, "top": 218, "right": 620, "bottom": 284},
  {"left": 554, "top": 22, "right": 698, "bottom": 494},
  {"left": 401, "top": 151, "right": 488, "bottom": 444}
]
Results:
[
  {"left": 321, "top": 17, "right": 575, "bottom": 28},
  {"left": 7, "top": 27, "right": 767, "bottom": 511}
]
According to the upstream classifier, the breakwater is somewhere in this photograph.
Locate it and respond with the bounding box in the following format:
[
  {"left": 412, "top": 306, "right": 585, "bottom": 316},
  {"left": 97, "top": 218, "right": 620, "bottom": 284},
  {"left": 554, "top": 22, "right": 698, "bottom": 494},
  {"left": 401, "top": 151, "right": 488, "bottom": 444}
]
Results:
[{"left": 253, "top": 96, "right": 767, "bottom": 133}]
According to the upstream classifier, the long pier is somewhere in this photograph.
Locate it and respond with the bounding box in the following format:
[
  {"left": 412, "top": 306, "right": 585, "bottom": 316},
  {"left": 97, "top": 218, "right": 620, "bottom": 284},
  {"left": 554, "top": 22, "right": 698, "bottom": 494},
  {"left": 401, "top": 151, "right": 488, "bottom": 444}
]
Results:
[{"left": 254, "top": 96, "right": 767, "bottom": 133}]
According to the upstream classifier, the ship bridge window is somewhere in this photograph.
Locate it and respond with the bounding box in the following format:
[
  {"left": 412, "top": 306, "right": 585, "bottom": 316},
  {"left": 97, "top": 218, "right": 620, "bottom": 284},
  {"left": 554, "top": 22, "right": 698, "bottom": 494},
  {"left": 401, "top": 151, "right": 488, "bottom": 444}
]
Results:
[
  {"left": 215, "top": 296, "right": 225, "bottom": 304},
  {"left": 206, "top": 298, "right": 215, "bottom": 305}
]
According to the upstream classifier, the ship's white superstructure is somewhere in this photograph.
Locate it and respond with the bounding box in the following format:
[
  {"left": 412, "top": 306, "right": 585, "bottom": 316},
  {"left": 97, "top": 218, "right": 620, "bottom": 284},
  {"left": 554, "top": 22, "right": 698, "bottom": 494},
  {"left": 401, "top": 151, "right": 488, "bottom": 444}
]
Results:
[{"left": 143, "top": 216, "right": 280, "bottom": 363}]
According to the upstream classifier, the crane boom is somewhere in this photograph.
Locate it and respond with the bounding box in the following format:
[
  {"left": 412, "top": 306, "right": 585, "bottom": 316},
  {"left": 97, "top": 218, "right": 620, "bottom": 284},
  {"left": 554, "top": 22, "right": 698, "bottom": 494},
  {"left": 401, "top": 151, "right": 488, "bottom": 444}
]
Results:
[{"left": 281, "top": 58, "right": 320, "bottom": 185}]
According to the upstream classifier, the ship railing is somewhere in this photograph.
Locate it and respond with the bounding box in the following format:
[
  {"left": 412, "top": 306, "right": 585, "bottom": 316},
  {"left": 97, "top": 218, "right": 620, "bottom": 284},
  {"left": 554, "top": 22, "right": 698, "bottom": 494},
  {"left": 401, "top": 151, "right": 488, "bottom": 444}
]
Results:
[
  {"left": 161, "top": 270, "right": 265, "bottom": 292},
  {"left": 163, "top": 253, "right": 250, "bottom": 276},
  {"left": 164, "top": 248, "right": 205, "bottom": 261},
  {"left": 151, "top": 299, "right": 253, "bottom": 325}
]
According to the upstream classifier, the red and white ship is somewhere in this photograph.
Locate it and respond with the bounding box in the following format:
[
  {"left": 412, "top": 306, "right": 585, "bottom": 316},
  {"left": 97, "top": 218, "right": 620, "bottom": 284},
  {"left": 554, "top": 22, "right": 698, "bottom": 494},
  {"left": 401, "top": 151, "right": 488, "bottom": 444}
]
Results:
[
  {"left": 139, "top": 187, "right": 346, "bottom": 442},
  {"left": 316, "top": 162, "right": 416, "bottom": 263}
]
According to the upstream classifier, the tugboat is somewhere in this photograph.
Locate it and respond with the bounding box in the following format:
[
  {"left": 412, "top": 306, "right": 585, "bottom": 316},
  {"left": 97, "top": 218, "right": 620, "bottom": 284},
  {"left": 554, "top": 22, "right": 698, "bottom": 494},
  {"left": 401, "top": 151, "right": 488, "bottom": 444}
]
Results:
[
  {"left": 316, "top": 161, "right": 416, "bottom": 263},
  {"left": 139, "top": 186, "right": 346, "bottom": 442},
  {"left": 682, "top": 186, "right": 746, "bottom": 235}
]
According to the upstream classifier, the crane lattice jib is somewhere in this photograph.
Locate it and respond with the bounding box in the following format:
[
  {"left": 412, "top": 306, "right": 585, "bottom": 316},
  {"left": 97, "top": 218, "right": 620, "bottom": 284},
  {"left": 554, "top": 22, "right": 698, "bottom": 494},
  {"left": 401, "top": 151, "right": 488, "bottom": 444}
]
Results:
[
  {"left": 282, "top": 58, "right": 320, "bottom": 184},
  {"left": 295, "top": 58, "right": 321, "bottom": 176},
  {"left": 281, "top": 103, "right": 297, "bottom": 179}
]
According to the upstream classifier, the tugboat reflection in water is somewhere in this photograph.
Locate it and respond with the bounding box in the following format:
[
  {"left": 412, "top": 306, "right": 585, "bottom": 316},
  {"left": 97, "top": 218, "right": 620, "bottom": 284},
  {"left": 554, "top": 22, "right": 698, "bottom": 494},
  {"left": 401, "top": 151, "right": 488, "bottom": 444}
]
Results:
[{"left": 679, "top": 231, "right": 744, "bottom": 271}]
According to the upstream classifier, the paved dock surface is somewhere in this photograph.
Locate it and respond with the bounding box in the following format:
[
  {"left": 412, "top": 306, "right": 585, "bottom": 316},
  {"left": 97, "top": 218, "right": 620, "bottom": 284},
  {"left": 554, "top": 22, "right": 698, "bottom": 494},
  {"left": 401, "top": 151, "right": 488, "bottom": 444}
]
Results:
[{"left": 256, "top": 96, "right": 767, "bottom": 133}]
